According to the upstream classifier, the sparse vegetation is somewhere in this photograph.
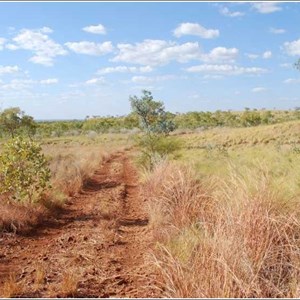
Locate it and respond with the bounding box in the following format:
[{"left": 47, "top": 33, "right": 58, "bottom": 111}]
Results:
[
  {"left": 0, "top": 137, "right": 51, "bottom": 203},
  {"left": 0, "top": 97, "right": 299, "bottom": 298}
]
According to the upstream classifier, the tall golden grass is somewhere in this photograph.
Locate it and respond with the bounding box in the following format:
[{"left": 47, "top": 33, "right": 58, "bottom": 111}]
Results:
[
  {"left": 46, "top": 145, "right": 109, "bottom": 197},
  {"left": 0, "top": 143, "right": 110, "bottom": 233},
  {"left": 142, "top": 161, "right": 300, "bottom": 297}
]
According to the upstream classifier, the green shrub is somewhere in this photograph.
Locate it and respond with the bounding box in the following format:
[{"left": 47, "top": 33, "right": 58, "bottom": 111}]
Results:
[
  {"left": 0, "top": 137, "right": 51, "bottom": 203},
  {"left": 136, "top": 134, "right": 182, "bottom": 169}
]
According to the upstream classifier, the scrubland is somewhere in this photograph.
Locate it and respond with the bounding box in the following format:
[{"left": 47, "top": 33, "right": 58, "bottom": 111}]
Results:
[
  {"left": 0, "top": 112, "right": 299, "bottom": 297},
  {"left": 0, "top": 133, "right": 133, "bottom": 233},
  {"left": 141, "top": 120, "right": 300, "bottom": 297}
]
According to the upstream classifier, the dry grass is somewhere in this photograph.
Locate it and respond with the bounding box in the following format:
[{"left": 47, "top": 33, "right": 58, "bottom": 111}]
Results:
[
  {"left": 34, "top": 263, "right": 46, "bottom": 286},
  {"left": 0, "top": 200, "right": 46, "bottom": 233},
  {"left": 60, "top": 270, "right": 79, "bottom": 297},
  {"left": 143, "top": 161, "right": 300, "bottom": 298},
  {"left": 0, "top": 274, "right": 22, "bottom": 298},
  {"left": 0, "top": 139, "right": 118, "bottom": 234},
  {"left": 45, "top": 144, "right": 110, "bottom": 197}
]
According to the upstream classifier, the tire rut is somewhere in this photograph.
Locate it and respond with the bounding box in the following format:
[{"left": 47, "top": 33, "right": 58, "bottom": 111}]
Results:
[{"left": 0, "top": 150, "right": 162, "bottom": 298}]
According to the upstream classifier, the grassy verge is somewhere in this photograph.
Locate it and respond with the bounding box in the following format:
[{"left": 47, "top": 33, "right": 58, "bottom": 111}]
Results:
[
  {"left": 140, "top": 121, "right": 300, "bottom": 297},
  {"left": 0, "top": 134, "right": 133, "bottom": 233}
]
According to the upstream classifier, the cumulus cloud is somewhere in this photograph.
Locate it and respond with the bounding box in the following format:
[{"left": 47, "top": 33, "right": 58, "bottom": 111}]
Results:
[
  {"left": 201, "top": 47, "right": 239, "bottom": 63},
  {"left": 262, "top": 51, "right": 272, "bottom": 59},
  {"left": 82, "top": 24, "right": 106, "bottom": 35},
  {"left": 246, "top": 51, "right": 272, "bottom": 59},
  {"left": 7, "top": 28, "right": 67, "bottom": 66},
  {"left": 173, "top": 22, "right": 219, "bottom": 39},
  {"left": 97, "top": 65, "right": 153, "bottom": 75},
  {"left": 131, "top": 75, "right": 175, "bottom": 84},
  {"left": 65, "top": 41, "right": 113, "bottom": 56},
  {"left": 284, "top": 78, "right": 300, "bottom": 84},
  {"left": 252, "top": 87, "right": 267, "bottom": 93},
  {"left": 0, "top": 65, "right": 20, "bottom": 75},
  {"left": 246, "top": 53, "right": 259, "bottom": 59},
  {"left": 0, "top": 78, "right": 59, "bottom": 91},
  {"left": 284, "top": 39, "right": 300, "bottom": 56},
  {"left": 280, "top": 63, "right": 292, "bottom": 68},
  {"left": 40, "top": 78, "right": 58, "bottom": 84},
  {"left": 85, "top": 77, "right": 106, "bottom": 85},
  {"left": 186, "top": 64, "right": 268, "bottom": 76},
  {"left": 252, "top": 2, "right": 282, "bottom": 14},
  {"left": 112, "top": 39, "right": 237, "bottom": 66},
  {"left": 0, "top": 38, "right": 6, "bottom": 50},
  {"left": 269, "top": 27, "right": 286, "bottom": 34},
  {"left": 0, "top": 79, "right": 34, "bottom": 90},
  {"left": 219, "top": 7, "right": 245, "bottom": 17},
  {"left": 112, "top": 39, "right": 202, "bottom": 66}
]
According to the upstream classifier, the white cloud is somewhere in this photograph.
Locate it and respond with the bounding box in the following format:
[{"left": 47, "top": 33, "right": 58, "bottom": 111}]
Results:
[
  {"left": 40, "top": 78, "right": 58, "bottom": 84},
  {"left": 203, "top": 74, "right": 223, "bottom": 79},
  {"left": 201, "top": 47, "right": 239, "bottom": 63},
  {"left": 8, "top": 28, "right": 67, "bottom": 66},
  {"left": 280, "top": 63, "right": 292, "bottom": 68},
  {"left": 65, "top": 41, "right": 113, "bottom": 56},
  {"left": 269, "top": 27, "right": 286, "bottom": 34},
  {"left": 252, "top": 87, "right": 267, "bottom": 93},
  {"left": 252, "top": 3, "right": 282, "bottom": 14},
  {"left": 284, "top": 78, "right": 300, "bottom": 84},
  {"left": 85, "top": 77, "right": 106, "bottom": 85},
  {"left": 186, "top": 64, "right": 268, "bottom": 76},
  {"left": 173, "top": 22, "right": 219, "bottom": 39},
  {"left": 0, "top": 79, "right": 34, "bottom": 90},
  {"left": 0, "top": 78, "right": 59, "bottom": 91},
  {"left": 29, "top": 56, "right": 54, "bottom": 66},
  {"left": 112, "top": 39, "right": 202, "bottom": 66},
  {"left": 131, "top": 75, "right": 175, "bottom": 84},
  {"left": 82, "top": 24, "right": 106, "bottom": 35},
  {"left": 284, "top": 39, "right": 300, "bottom": 56},
  {"left": 220, "top": 7, "right": 245, "bottom": 17},
  {"left": 40, "top": 27, "right": 53, "bottom": 34},
  {"left": 97, "top": 65, "right": 153, "bottom": 75},
  {"left": 5, "top": 43, "right": 18, "bottom": 50},
  {"left": 112, "top": 39, "right": 239, "bottom": 66},
  {"left": 0, "top": 38, "right": 6, "bottom": 50},
  {"left": 262, "top": 50, "right": 272, "bottom": 59},
  {"left": 246, "top": 53, "right": 259, "bottom": 59},
  {"left": 246, "top": 51, "right": 272, "bottom": 59},
  {"left": 0, "top": 65, "right": 20, "bottom": 75}
]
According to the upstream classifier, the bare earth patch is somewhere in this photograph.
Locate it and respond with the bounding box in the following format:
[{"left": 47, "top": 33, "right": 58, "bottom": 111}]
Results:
[{"left": 0, "top": 149, "right": 163, "bottom": 298}]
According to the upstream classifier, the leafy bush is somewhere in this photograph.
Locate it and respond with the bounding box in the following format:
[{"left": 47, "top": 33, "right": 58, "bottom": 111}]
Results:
[
  {"left": 0, "top": 137, "right": 51, "bottom": 203},
  {"left": 136, "top": 134, "right": 182, "bottom": 169}
]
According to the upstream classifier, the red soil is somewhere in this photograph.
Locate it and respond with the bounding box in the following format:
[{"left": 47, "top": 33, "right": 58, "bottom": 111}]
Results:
[{"left": 0, "top": 150, "right": 163, "bottom": 298}]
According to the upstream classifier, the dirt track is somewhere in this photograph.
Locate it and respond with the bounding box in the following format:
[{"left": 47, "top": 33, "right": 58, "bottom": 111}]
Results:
[{"left": 0, "top": 150, "right": 163, "bottom": 298}]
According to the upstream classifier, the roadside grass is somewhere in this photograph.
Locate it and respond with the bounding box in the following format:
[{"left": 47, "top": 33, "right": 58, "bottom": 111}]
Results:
[
  {"left": 0, "top": 134, "right": 133, "bottom": 233},
  {"left": 141, "top": 121, "right": 300, "bottom": 297}
]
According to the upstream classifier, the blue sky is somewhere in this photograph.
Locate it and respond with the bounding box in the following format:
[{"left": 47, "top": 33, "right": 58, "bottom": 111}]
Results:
[{"left": 0, "top": 1, "right": 300, "bottom": 119}]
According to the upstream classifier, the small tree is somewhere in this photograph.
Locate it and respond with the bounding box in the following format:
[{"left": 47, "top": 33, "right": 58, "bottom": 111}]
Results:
[
  {"left": 129, "top": 90, "right": 179, "bottom": 169},
  {"left": 0, "top": 137, "right": 51, "bottom": 203},
  {"left": 0, "top": 107, "right": 23, "bottom": 138},
  {"left": 129, "top": 90, "right": 175, "bottom": 136},
  {"left": 0, "top": 107, "right": 37, "bottom": 138}
]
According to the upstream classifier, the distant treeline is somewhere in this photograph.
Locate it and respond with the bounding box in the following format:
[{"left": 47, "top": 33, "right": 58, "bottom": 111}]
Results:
[
  {"left": 37, "top": 108, "right": 300, "bottom": 136},
  {"left": 1, "top": 108, "right": 300, "bottom": 138}
]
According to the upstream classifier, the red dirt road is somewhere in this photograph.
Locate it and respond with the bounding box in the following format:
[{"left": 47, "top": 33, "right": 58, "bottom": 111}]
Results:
[{"left": 0, "top": 151, "right": 163, "bottom": 297}]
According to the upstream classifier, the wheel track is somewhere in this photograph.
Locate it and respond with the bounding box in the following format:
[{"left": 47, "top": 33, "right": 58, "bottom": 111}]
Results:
[{"left": 0, "top": 150, "right": 163, "bottom": 298}]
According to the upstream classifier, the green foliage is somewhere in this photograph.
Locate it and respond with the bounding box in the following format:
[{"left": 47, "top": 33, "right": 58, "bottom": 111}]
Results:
[
  {"left": 0, "top": 137, "right": 51, "bottom": 203},
  {"left": 0, "top": 107, "right": 37, "bottom": 138},
  {"left": 136, "top": 134, "right": 182, "bottom": 169},
  {"left": 130, "top": 90, "right": 176, "bottom": 135},
  {"left": 129, "top": 90, "right": 179, "bottom": 168}
]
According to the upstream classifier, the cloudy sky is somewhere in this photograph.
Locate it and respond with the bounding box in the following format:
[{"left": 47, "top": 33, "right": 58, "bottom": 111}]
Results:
[{"left": 0, "top": 1, "right": 300, "bottom": 119}]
